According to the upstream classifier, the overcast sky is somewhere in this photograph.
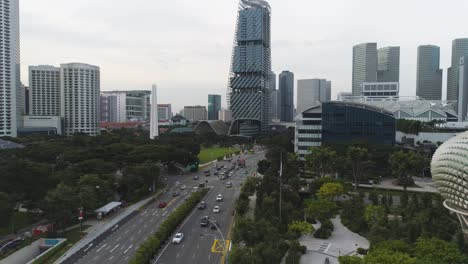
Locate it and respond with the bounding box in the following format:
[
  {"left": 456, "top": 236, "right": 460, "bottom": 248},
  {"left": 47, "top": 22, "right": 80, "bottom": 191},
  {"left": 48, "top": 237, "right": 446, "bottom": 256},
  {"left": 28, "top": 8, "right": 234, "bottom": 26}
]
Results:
[{"left": 21, "top": 0, "right": 468, "bottom": 112}]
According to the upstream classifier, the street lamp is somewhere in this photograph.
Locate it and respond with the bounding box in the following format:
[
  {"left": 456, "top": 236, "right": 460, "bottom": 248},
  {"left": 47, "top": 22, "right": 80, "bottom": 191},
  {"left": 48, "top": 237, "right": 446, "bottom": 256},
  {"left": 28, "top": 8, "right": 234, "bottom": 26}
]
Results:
[{"left": 207, "top": 218, "right": 229, "bottom": 264}]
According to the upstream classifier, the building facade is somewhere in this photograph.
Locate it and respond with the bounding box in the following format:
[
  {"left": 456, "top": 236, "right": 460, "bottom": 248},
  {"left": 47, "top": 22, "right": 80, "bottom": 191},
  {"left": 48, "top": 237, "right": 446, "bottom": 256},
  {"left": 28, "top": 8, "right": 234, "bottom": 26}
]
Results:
[
  {"left": 270, "top": 72, "right": 279, "bottom": 121},
  {"left": 228, "top": 0, "right": 272, "bottom": 135},
  {"left": 60, "top": 63, "right": 100, "bottom": 136},
  {"left": 447, "top": 38, "right": 468, "bottom": 101},
  {"left": 416, "top": 45, "right": 443, "bottom": 100},
  {"left": 183, "top": 106, "right": 207, "bottom": 122},
  {"left": 157, "top": 104, "right": 172, "bottom": 122},
  {"left": 279, "top": 70, "right": 294, "bottom": 122},
  {"left": 219, "top": 109, "right": 232, "bottom": 122},
  {"left": 458, "top": 56, "right": 468, "bottom": 122},
  {"left": 377, "top": 46, "right": 400, "bottom": 82},
  {"left": 295, "top": 101, "right": 396, "bottom": 157},
  {"left": 208, "top": 94, "right": 221, "bottom": 120},
  {"left": 29, "top": 65, "right": 61, "bottom": 116},
  {"left": 297, "top": 79, "right": 331, "bottom": 114},
  {"left": 352, "top": 43, "right": 377, "bottom": 96},
  {"left": 0, "top": 0, "right": 20, "bottom": 137},
  {"left": 150, "top": 84, "right": 159, "bottom": 139},
  {"left": 431, "top": 131, "right": 468, "bottom": 234},
  {"left": 100, "top": 90, "right": 151, "bottom": 123},
  {"left": 361, "top": 82, "right": 399, "bottom": 101}
]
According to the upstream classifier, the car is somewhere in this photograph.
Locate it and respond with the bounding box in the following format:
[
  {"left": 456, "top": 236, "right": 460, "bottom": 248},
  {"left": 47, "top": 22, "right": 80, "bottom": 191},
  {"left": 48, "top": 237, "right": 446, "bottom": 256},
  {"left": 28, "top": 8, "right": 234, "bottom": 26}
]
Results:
[
  {"left": 172, "top": 192, "right": 180, "bottom": 197},
  {"left": 214, "top": 172, "right": 219, "bottom": 176},
  {"left": 200, "top": 216, "right": 209, "bottom": 227},
  {"left": 243, "top": 171, "right": 248, "bottom": 175},
  {"left": 198, "top": 183, "right": 205, "bottom": 188},
  {"left": 210, "top": 221, "right": 219, "bottom": 230},
  {"left": 172, "top": 233, "right": 184, "bottom": 244},
  {"left": 198, "top": 201, "right": 206, "bottom": 209},
  {"left": 158, "top": 202, "right": 167, "bottom": 208},
  {"left": 226, "top": 182, "right": 233, "bottom": 188},
  {"left": 213, "top": 206, "right": 220, "bottom": 213},
  {"left": 193, "top": 175, "right": 199, "bottom": 180},
  {"left": 216, "top": 194, "right": 223, "bottom": 201},
  {"left": 180, "top": 185, "right": 187, "bottom": 190}
]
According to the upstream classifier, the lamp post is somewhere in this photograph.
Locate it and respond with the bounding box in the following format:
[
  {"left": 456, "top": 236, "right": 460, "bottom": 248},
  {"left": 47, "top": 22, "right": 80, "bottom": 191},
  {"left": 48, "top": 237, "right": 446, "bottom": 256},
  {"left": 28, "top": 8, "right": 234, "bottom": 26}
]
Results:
[{"left": 207, "top": 219, "right": 229, "bottom": 264}]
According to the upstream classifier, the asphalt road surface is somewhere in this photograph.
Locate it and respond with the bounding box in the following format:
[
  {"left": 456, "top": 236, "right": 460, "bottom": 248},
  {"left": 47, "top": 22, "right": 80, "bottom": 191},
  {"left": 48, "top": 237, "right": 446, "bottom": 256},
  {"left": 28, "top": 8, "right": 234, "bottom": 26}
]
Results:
[
  {"left": 154, "top": 151, "right": 265, "bottom": 264},
  {"left": 69, "top": 151, "right": 264, "bottom": 264}
]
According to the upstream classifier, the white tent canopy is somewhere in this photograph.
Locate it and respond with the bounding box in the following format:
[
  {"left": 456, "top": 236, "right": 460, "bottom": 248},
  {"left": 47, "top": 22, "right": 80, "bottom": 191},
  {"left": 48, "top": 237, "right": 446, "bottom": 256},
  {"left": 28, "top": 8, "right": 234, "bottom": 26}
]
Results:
[{"left": 94, "top": 202, "right": 122, "bottom": 215}]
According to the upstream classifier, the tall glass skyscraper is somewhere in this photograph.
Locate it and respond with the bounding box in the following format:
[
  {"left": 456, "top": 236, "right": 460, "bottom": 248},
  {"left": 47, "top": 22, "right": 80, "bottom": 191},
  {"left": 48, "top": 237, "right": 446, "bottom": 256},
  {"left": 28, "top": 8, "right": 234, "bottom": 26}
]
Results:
[
  {"left": 377, "top": 46, "right": 400, "bottom": 82},
  {"left": 228, "top": 0, "right": 271, "bottom": 136},
  {"left": 279, "top": 70, "right": 294, "bottom": 122},
  {"left": 416, "top": 45, "right": 443, "bottom": 100},
  {"left": 208, "top": 94, "right": 221, "bottom": 120},
  {"left": 447, "top": 38, "right": 468, "bottom": 101},
  {"left": 352, "top": 43, "right": 377, "bottom": 96},
  {"left": 0, "top": 0, "right": 20, "bottom": 137}
]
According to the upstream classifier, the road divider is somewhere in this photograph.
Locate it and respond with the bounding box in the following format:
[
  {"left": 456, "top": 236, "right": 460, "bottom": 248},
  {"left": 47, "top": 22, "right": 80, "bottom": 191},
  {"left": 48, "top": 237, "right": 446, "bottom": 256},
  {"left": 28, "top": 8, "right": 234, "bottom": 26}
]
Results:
[{"left": 128, "top": 188, "right": 209, "bottom": 264}]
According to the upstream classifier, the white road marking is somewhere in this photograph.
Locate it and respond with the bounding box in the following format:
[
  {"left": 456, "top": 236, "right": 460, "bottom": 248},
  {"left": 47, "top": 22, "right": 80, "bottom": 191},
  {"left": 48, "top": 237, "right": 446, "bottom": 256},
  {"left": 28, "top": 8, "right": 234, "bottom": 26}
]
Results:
[
  {"left": 130, "top": 236, "right": 135, "bottom": 241},
  {"left": 83, "top": 243, "right": 93, "bottom": 252},
  {"left": 152, "top": 210, "right": 159, "bottom": 216},
  {"left": 124, "top": 244, "right": 134, "bottom": 254},
  {"left": 125, "top": 256, "right": 129, "bottom": 261},
  {"left": 124, "top": 230, "right": 129, "bottom": 234},
  {"left": 92, "top": 255, "right": 99, "bottom": 261},
  {"left": 176, "top": 253, "right": 181, "bottom": 258},
  {"left": 162, "top": 211, "right": 168, "bottom": 216},
  {"left": 106, "top": 245, "right": 112, "bottom": 250},
  {"left": 109, "top": 244, "right": 120, "bottom": 253},
  {"left": 141, "top": 210, "right": 148, "bottom": 216},
  {"left": 96, "top": 243, "right": 107, "bottom": 252},
  {"left": 109, "top": 256, "right": 114, "bottom": 261},
  {"left": 116, "top": 236, "right": 122, "bottom": 241}
]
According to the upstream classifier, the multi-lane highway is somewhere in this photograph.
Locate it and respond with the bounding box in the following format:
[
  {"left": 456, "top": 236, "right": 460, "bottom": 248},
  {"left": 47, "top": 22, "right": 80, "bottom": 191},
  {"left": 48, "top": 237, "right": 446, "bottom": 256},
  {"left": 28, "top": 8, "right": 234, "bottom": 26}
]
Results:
[
  {"left": 154, "top": 151, "right": 265, "bottom": 264},
  {"left": 65, "top": 150, "right": 264, "bottom": 264}
]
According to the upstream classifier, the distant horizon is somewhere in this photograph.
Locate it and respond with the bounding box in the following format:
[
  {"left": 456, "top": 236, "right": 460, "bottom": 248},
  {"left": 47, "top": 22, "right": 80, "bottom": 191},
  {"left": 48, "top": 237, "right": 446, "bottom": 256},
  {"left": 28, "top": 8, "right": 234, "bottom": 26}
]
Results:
[{"left": 21, "top": 0, "right": 468, "bottom": 112}]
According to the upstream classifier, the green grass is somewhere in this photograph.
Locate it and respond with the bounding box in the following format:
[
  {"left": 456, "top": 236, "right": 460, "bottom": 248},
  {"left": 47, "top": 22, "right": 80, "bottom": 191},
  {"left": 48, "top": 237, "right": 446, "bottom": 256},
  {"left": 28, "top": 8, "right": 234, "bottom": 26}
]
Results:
[
  {"left": 198, "top": 147, "right": 238, "bottom": 164},
  {"left": 39, "top": 225, "right": 90, "bottom": 264}
]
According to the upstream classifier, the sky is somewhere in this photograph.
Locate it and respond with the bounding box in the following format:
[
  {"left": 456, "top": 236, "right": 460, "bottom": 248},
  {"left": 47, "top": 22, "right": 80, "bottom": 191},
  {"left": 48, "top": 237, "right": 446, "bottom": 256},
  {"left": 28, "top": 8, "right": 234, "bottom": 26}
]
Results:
[{"left": 21, "top": 0, "right": 468, "bottom": 112}]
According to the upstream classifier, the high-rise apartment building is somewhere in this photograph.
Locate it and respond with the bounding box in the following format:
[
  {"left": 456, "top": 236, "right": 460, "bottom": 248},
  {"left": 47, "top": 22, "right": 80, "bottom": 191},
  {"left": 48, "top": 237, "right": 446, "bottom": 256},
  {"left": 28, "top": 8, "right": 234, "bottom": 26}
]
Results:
[
  {"left": 60, "top": 63, "right": 100, "bottom": 136},
  {"left": 100, "top": 90, "right": 151, "bottom": 123},
  {"left": 183, "top": 106, "right": 207, "bottom": 122},
  {"left": 377, "top": 47, "right": 400, "bottom": 82},
  {"left": 352, "top": 43, "right": 377, "bottom": 96},
  {"left": 416, "top": 45, "right": 443, "bottom": 100},
  {"left": 0, "top": 0, "right": 20, "bottom": 137},
  {"left": 458, "top": 56, "right": 468, "bottom": 122},
  {"left": 208, "top": 94, "right": 221, "bottom": 120},
  {"left": 29, "top": 66, "right": 61, "bottom": 116},
  {"left": 228, "top": 0, "right": 272, "bottom": 135},
  {"left": 297, "top": 79, "right": 331, "bottom": 114},
  {"left": 447, "top": 38, "right": 468, "bottom": 101},
  {"left": 279, "top": 70, "right": 294, "bottom": 122}
]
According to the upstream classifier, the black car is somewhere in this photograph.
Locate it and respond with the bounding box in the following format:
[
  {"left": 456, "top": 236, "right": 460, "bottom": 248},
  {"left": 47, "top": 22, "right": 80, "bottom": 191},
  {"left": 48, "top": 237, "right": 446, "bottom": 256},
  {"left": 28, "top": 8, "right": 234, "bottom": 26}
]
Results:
[
  {"left": 198, "top": 183, "right": 205, "bottom": 188},
  {"left": 200, "top": 216, "right": 209, "bottom": 227},
  {"left": 214, "top": 172, "right": 219, "bottom": 176},
  {"left": 172, "top": 192, "right": 180, "bottom": 197},
  {"left": 198, "top": 201, "right": 206, "bottom": 209}
]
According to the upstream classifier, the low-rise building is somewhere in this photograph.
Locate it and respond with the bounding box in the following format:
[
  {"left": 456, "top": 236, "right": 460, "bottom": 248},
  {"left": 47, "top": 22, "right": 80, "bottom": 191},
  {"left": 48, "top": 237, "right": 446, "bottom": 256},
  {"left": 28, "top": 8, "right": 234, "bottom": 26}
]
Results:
[{"left": 183, "top": 106, "right": 207, "bottom": 122}]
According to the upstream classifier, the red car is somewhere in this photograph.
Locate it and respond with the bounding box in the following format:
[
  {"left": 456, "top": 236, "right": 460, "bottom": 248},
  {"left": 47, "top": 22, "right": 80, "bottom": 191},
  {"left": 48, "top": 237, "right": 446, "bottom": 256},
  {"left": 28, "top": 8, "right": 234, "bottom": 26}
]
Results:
[{"left": 159, "top": 202, "right": 167, "bottom": 208}]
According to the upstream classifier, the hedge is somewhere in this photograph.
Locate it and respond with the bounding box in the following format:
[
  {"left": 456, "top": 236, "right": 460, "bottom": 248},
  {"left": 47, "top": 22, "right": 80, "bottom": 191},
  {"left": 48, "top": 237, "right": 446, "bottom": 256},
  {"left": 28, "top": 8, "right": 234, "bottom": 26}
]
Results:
[{"left": 129, "top": 188, "right": 209, "bottom": 264}]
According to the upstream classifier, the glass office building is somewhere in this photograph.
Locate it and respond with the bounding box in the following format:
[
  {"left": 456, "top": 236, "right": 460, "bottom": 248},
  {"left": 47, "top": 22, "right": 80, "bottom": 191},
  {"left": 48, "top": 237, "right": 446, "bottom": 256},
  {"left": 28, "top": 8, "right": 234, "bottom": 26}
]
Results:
[{"left": 208, "top": 94, "right": 221, "bottom": 120}]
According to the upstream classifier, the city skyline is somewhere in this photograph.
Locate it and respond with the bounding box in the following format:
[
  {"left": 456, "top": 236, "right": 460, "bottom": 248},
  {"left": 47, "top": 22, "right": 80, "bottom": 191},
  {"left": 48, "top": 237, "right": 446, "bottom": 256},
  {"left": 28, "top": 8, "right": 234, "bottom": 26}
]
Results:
[{"left": 19, "top": 0, "right": 468, "bottom": 112}]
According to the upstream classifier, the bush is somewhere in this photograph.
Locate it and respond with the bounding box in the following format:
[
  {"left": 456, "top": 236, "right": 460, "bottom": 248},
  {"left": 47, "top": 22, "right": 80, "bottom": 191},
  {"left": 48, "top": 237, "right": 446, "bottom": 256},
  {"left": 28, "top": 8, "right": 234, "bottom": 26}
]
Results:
[
  {"left": 321, "top": 219, "right": 334, "bottom": 231},
  {"left": 357, "top": 247, "right": 368, "bottom": 255},
  {"left": 313, "top": 227, "right": 332, "bottom": 239}
]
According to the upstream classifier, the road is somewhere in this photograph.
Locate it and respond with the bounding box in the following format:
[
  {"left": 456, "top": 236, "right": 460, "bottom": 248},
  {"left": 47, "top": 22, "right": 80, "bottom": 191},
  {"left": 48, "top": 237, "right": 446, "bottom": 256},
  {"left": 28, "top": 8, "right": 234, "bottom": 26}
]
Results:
[
  {"left": 67, "top": 151, "right": 264, "bottom": 264},
  {"left": 154, "top": 151, "right": 265, "bottom": 264}
]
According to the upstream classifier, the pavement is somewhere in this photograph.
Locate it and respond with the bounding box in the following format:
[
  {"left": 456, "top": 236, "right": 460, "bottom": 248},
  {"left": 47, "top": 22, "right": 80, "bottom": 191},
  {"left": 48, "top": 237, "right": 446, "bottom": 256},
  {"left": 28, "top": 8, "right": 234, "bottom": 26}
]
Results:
[
  {"left": 299, "top": 215, "right": 369, "bottom": 264},
  {"left": 359, "top": 177, "right": 439, "bottom": 193},
  {"left": 154, "top": 152, "right": 265, "bottom": 264},
  {"left": 59, "top": 151, "right": 264, "bottom": 264}
]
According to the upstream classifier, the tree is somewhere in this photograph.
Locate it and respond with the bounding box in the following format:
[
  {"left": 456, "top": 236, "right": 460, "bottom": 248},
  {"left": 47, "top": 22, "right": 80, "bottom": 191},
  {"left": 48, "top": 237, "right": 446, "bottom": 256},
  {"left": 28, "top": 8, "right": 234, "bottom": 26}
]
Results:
[
  {"left": 288, "top": 221, "right": 314, "bottom": 236},
  {"left": 44, "top": 183, "right": 80, "bottom": 230},
  {"left": 305, "top": 147, "right": 337, "bottom": 177},
  {"left": 346, "top": 146, "right": 373, "bottom": 190},
  {"left": 257, "top": 159, "right": 271, "bottom": 175},
  {"left": 0, "top": 192, "right": 13, "bottom": 227},
  {"left": 317, "top": 182, "right": 344, "bottom": 201},
  {"left": 414, "top": 238, "right": 468, "bottom": 264},
  {"left": 364, "top": 249, "right": 416, "bottom": 264},
  {"left": 338, "top": 256, "right": 363, "bottom": 264},
  {"left": 305, "top": 199, "right": 338, "bottom": 221},
  {"left": 389, "top": 151, "right": 428, "bottom": 191},
  {"left": 364, "top": 205, "right": 386, "bottom": 227}
]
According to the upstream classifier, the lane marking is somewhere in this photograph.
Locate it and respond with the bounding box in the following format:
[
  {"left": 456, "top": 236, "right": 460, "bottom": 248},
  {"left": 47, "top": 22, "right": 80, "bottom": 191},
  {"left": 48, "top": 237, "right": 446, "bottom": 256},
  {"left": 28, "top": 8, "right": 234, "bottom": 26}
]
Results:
[
  {"left": 152, "top": 210, "right": 159, "bottom": 216},
  {"left": 116, "top": 236, "right": 122, "bottom": 241},
  {"left": 162, "top": 211, "right": 168, "bottom": 216},
  {"left": 109, "top": 256, "right": 114, "bottom": 261},
  {"left": 124, "top": 244, "right": 134, "bottom": 254},
  {"left": 130, "top": 236, "right": 135, "bottom": 241},
  {"left": 96, "top": 243, "right": 107, "bottom": 252},
  {"left": 109, "top": 244, "right": 120, "bottom": 253},
  {"left": 124, "top": 230, "right": 129, "bottom": 234}
]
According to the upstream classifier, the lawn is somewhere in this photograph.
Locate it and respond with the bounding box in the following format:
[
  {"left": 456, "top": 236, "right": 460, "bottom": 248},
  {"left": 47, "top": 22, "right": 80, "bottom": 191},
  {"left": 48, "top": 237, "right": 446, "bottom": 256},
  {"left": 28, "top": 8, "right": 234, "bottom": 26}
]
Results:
[{"left": 198, "top": 147, "right": 239, "bottom": 164}]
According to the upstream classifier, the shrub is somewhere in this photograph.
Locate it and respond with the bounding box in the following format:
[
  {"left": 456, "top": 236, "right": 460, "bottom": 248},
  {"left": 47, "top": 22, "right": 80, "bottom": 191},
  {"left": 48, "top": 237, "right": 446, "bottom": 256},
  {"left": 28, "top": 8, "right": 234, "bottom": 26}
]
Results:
[
  {"left": 357, "top": 247, "right": 368, "bottom": 255},
  {"left": 313, "top": 227, "right": 332, "bottom": 239}
]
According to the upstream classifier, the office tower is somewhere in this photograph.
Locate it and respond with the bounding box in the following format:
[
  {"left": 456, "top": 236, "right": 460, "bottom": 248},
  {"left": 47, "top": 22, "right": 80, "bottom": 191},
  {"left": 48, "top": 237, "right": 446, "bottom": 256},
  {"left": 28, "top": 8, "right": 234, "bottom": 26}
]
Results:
[
  {"left": 279, "top": 70, "right": 294, "bottom": 122},
  {"left": 60, "top": 63, "right": 100, "bottom": 136},
  {"left": 183, "top": 106, "right": 207, "bottom": 122},
  {"left": 0, "top": 0, "right": 20, "bottom": 137},
  {"left": 150, "top": 85, "right": 159, "bottom": 139},
  {"left": 447, "top": 38, "right": 468, "bottom": 101},
  {"left": 352, "top": 43, "right": 377, "bottom": 96},
  {"left": 458, "top": 56, "right": 468, "bottom": 122},
  {"left": 228, "top": 0, "right": 272, "bottom": 135},
  {"left": 377, "top": 46, "right": 400, "bottom": 82},
  {"left": 29, "top": 66, "right": 61, "bottom": 116},
  {"left": 416, "top": 45, "right": 443, "bottom": 100},
  {"left": 208, "top": 94, "right": 221, "bottom": 120},
  {"left": 157, "top": 104, "right": 172, "bottom": 122},
  {"left": 297, "top": 79, "right": 331, "bottom": 114},
  {"left": 269, "top": 72, "right": 279, "bottom": 121}
]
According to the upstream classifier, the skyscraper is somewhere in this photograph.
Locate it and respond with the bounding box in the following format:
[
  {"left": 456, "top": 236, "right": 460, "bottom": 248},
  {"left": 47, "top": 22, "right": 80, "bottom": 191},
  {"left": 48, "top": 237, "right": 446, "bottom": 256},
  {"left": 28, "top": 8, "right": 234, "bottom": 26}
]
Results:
[
  {"left": 447, "top": 38, "right": 468, "bottom": 101},
  {"left": 458, "top": 56, "right": 468, "bottom": 122},
  {"left": 377, "top": 46, "right": 400, "bottom": 82},
  {"left": 0, "top": 0, "right": 20, "bottom": 137},
  {"left": 29, "top": 65, "right": 61, "bottom": 116},
  {"left": 352, "top": 43, "right": 377, "bottom": 96},
  {"left": 416, "top": 45, "right": 443, "bottom": 100},
  {"left": 208, "top": 94, "right": 221, "bottom": 120},
  {"left": 150, "top": 85, "right": 159, "bottom": 139},
  {"left": 279, "top": 70, "right": 294, "bottom": 122},
  {"left": 228, "top": 0, "right": 271, "bottom": 135},
  {"left": 297, "top": 79, "right": 331, "bottom": 114},
  {"left": 60, "top": 63, "right": 100, "bottom": 136},
  {"left": 269, "top": 72, "right": 279, "bottom": 121}
]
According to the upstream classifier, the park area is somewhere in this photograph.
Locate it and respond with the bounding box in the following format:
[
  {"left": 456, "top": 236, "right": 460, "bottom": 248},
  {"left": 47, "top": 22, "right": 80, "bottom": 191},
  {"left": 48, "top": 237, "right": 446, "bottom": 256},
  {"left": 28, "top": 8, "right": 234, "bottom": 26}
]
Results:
[{"left": 198, "top": 147, "right": 239, "bottom": 164}]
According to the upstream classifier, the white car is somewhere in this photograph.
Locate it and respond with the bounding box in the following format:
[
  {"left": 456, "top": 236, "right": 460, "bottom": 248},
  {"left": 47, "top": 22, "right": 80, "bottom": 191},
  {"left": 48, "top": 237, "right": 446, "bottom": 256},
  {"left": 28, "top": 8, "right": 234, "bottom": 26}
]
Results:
[
  {"left": 213, "top": 206, "right": 220, "bottom": 213},
  {"left": 172, "top": 233, "right": 184, "bottom": 244},
  {"left": 216, "top": 194, "right": 223, "bottom": 201},
  {"left": 180, "top": 185, "right": 187, "bottom": 190}
]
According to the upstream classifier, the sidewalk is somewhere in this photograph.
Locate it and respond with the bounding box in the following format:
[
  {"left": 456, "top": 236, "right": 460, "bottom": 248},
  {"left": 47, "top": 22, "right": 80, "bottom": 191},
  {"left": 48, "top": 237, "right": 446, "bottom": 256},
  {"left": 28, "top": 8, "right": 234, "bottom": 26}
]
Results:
[
  {"left": 54, "top": 195, "right": 155, "bottom": 264},
  {"left": 359, "top": 177, "right": 439, "bottom": 193}
]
